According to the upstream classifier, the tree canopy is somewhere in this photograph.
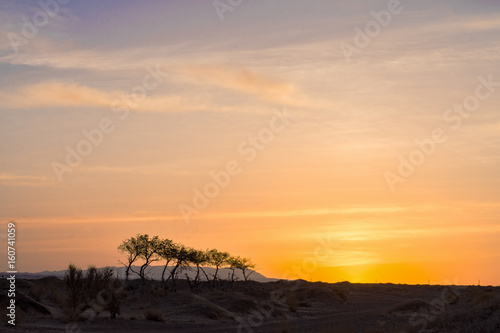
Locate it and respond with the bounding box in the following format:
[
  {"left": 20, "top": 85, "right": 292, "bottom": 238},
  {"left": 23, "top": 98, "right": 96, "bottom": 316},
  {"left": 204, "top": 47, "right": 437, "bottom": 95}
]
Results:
[{"left": 118, "top": 234, "right": 255, "bottom": 286}]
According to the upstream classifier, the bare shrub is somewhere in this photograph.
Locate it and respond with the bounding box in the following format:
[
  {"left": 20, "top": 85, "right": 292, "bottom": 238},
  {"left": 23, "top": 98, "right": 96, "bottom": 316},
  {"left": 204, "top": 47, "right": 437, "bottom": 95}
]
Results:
[
  {"left": 63, "top": 264, "right": 87, "bottom": 320},
  {"left": 97, "top": 277, "right": 127, "bottom": 319},
  {"left": 62, "top": 264, "right": 126, "bottom": 320}
]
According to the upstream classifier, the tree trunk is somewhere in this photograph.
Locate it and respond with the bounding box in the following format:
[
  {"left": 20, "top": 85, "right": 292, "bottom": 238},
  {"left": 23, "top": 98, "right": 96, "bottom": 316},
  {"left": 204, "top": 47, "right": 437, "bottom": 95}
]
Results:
[
  {"left": 161, "top": 260, "right": 171, "bottom": 282},
  {"left": 200, "top": 267, "right": 210, "bottom": 281},
  {"left": 125, "top": 265, "right": 130, "bottom": 281},
  {"left": 230, "top": 268, "right": 236, "bottom": 283},
  {"left": 195, "top": 265, "right": 200, "bottom": 283},
  {"left": 170, "top": 264, "right": 181, "bottom": 291}
]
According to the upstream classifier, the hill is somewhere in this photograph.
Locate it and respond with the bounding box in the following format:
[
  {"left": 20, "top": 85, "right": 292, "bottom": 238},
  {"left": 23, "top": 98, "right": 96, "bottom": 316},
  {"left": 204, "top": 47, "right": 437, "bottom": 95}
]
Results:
[{"left": 1, "top": 265, "right": 275, "bottom": 282}]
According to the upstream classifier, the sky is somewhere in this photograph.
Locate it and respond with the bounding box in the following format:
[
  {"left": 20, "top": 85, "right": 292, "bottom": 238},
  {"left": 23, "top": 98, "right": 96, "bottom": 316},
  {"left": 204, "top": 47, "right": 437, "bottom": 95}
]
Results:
[{"left": 0, "top": 0, "right": 499, "bottom": 285}]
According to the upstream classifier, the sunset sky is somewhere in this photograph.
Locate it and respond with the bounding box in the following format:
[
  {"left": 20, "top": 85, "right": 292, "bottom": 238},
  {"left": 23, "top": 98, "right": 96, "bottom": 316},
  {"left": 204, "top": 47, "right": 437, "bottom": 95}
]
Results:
[{"left": 1, "top": 0, "right": 499, "bottom": 285}]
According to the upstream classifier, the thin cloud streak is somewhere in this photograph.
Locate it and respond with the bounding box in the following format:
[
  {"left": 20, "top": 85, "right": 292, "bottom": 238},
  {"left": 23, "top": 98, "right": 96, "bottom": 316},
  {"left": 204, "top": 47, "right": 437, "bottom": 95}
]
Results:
[
  {"left": 0, "top": 172, "right": 54, "bottom": 187},
  {"left": 0, "top": 80, "right": 265, "bottom": 113}
]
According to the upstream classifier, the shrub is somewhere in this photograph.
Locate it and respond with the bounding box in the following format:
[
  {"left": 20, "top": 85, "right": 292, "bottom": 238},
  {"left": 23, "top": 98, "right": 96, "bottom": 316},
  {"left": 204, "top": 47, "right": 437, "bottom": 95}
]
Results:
[
  {"left": 63, "top": 264, "right": 87, "bottom": 320},
  {"left": 97, "top": 278, "right": 127, "bottom": 319},
  {"left": 62, "top": 264, "right": 126, "bottom": 320}
]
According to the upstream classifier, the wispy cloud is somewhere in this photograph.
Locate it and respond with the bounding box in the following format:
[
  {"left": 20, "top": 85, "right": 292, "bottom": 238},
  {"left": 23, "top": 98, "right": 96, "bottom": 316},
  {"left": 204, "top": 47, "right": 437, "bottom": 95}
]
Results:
[
  {"left": 0, "top": 67, "right": 323, "bottom": 112},
  {"left": 0, "top": 172, "right": 53, "bottom": 187},
  {"left": 0, "top": 80, "right": 254, "bottom": 113},
  {"left": 178, "top": 65, "right": 330, "bottom": 109},
  {"left": 190, "top": 206, "right": 407, "bottom": 220},
  {"left": 0, "top": 81, "right": 120, "bottom": 109},
  {"left": 179, "top": 65, "right": 295, "bottom": 103}
]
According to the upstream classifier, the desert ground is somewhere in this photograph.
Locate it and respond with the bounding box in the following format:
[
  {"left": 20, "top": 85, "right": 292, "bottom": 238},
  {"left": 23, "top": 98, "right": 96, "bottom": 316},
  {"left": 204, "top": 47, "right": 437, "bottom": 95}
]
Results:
[{"left": 1, "top": 277, "right": 500, "bottom": 333}]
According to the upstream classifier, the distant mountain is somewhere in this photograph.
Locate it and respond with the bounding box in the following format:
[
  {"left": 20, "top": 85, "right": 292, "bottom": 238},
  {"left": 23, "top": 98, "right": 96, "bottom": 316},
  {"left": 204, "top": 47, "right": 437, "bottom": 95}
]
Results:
[{"left": 2, "top": 265, "right": 276, "bottom": 282}]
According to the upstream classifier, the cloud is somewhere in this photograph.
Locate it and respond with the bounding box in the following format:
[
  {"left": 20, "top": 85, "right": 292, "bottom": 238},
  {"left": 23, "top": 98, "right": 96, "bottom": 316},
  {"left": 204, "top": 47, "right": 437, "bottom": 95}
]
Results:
[
  {"left": 1, "top": 37, "right": 326, "bottom": 110},
  {"left": 177, "top": 65, "right": 328, "bottom": 109},
  {"left": 190, "top": 206, "right": 406, "bottom": 220},
  {"left": 0, "top": 80, "right": 281, "bottom": 113},
  {"left": 0, "top": 81, "right": 204, "bottom": 112},
  {"left": 0, "top": 173, "right": 46, "bottom": 181},
  {"left": 0, "top": 172, "right": 53, "bottom": 187},
  {"left": 0, "top": 32, "right": 191, "bottom": 72},
  {"left": 0, "top": 81, "right": 121, "bottom": 109},
  {"left": 179, "top": 65, "right": 296, "bottom": 103},
  {"left": 79, "top": 164, "right": 196, "bottom": 176}
]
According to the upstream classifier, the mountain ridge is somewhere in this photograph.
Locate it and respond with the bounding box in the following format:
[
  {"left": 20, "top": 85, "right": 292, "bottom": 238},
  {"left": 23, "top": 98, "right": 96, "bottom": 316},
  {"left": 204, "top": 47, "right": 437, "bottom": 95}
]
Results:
[{"left": 1, "top": 265, "right": 276, "bottom": 282}]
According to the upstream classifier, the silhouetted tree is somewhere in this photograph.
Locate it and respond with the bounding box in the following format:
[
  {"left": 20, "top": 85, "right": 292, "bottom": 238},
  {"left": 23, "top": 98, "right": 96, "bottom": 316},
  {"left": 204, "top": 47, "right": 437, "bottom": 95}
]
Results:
[
  {"left": 157, "top": 238, "right": 177, "bottom": 283},
  {"left": 118, "top": 235, "right": 256, "bottom": 287},
  {"left": 239, "top": 257, "right": 256, "bottom": 281},
  {"left": 117, "top": 235, "right": 142, "bottom": 281},
  {"left": 169, "top": 244, "right": 189, "bottom": 290},
  {"left": 184, "top": 248, "right": 209, "bottom": 289},
  {"left": 136, "top": 234, "right": 162, "bottom": 282},
  {"left": 207, "top": 249, "right": 230, "bottom": 284},
  {"left": 227, "top": 256, "right": 242, "bottom": 283}
]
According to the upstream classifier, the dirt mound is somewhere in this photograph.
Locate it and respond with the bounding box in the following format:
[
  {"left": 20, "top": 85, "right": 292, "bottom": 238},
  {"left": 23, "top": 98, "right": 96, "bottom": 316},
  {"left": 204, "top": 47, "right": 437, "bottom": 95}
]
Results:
[
  {"left": 26, "top": 276, "right": 65, "bottom": 303},
  {"left": 0, "top": 291, "right": 53, "bottom": 317},
  {"left": 429, "top": 294, "right": 500, "bottom": 333},
  {"left": 205, "top": 290, "right": 261, "bottom": 314},
  {"left": 232, "top": 280, "right": 276, "bottom": 300},
  {"left": 293, "top": 282, "right": 345, "bottom": 304},
  {"left": 388, "top": 299, "right": 431, "bottom": 314},
  {"left": 173, "top": 294, "right": 236, "bottom": 321}
]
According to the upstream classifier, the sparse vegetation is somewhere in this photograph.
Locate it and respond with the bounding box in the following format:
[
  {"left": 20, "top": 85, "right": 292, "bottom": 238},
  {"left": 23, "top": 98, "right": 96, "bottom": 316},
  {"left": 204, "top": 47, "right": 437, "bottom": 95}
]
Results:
[
  {"left": 61, "top": 264, "right": 125, "bottom": 320},
  {"left": 98, "top": 277, "right": 127, "bottom": 319},
  {"left": 117, "top": 234, "right": 256, "bottom": 289},
  {"left": 63, "top": 264, "right": 87, "bottom": 320},
  {"left": 118, "top": 234, "right": 162, "bottom": 282}
]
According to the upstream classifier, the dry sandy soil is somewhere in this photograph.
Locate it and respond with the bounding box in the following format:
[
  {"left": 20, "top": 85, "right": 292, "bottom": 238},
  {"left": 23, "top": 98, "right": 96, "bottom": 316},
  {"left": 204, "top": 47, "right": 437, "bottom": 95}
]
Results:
[{"left": 1, "top": 277, "right": 499, "bottom": 333}]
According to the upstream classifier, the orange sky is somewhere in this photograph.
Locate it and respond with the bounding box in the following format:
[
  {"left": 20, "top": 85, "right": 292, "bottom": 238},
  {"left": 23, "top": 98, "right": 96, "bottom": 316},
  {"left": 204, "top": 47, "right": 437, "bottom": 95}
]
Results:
[{"left": 1, "top": 0, "right": 500, "bottom": 285}]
